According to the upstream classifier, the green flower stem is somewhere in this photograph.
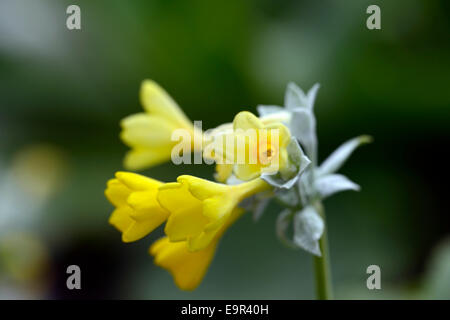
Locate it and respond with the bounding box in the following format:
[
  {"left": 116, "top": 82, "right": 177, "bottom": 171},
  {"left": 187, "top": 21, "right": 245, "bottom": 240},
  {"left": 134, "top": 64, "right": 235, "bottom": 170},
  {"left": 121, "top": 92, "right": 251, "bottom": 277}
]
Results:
[{"left": 313, "top": 201, "right": 333, "bottom": 300}]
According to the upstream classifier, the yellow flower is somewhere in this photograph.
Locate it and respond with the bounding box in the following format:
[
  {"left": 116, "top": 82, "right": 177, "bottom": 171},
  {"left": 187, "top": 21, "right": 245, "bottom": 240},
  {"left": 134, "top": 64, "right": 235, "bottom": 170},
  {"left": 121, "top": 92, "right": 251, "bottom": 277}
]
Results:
[
  {"left": 105, "top": 172, "right": 169, "bottom": 242},
  {"left": 214, "top": 163, "right": 234, "bottom": 183},
  {"left": 157, "top": 175, "right": 270, "bottom": 251},
  {"left": 149, "top": 208, "right": 244, "bottom": 290},
  {"left": 216, "top": 111, "right": 293, "bottom": 182},
  {"left": 120, "top": 80, "right": 202, "bottom": 170}
]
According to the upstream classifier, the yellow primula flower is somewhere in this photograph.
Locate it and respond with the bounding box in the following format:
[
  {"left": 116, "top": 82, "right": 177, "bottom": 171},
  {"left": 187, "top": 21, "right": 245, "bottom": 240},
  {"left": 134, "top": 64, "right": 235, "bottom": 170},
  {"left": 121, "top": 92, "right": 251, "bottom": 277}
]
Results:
[
  {"left": 214, "top": 163, "right": 234, "bottom": 183},
  {"left": 157, "top": 175, "right": 270, "bottom": 251},
  {"left": 149, "top": 207, "right": 244, "bottom": 291},
  {"left": 105, "top": 171, "right": 169, "bottom": 242},
  {"left": 120, "top": 80, "right": 202, "bottom": 170},
  {"left": 215, "top": 111, "right": 293, "bottom": 182}
]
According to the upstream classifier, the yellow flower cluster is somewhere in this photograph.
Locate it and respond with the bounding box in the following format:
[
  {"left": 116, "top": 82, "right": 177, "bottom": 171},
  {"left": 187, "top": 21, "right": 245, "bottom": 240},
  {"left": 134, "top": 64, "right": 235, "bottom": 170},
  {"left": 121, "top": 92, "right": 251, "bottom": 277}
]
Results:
[
  {"left": 105, "top": 80, "right": 298, "bottom": 290},
  {"left": 105, "top": 172, "right": 268, "bottom": 290}
]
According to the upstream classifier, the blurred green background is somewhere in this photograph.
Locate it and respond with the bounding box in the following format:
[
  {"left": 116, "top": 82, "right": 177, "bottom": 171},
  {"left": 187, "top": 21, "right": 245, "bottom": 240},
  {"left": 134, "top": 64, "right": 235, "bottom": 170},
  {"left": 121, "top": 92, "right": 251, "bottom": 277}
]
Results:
[{"left": 1, "top": 0, "right": 450, "bottom": 299}]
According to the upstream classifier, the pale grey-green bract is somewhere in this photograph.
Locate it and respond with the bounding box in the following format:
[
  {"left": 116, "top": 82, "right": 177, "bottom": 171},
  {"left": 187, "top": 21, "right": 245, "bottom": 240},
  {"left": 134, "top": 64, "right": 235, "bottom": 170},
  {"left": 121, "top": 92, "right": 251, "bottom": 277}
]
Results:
[{"left": 254, "top": 82, "right": 370, "bottom": 256}]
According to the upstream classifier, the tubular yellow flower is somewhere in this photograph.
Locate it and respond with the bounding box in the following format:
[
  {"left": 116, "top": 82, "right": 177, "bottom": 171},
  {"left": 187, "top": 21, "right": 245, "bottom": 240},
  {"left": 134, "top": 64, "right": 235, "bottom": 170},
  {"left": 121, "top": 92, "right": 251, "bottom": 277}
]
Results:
[
  {"left": 149, "top": 208, "right": 244, "bottom": 291},
  {"left": 105, "top": 171, "right": 169, "bottom": 242},
  {"left": 157, "top": 175, "right": 270, "bottom": 251},
  {"left": 120, "top": 80, "right": 202, "bottom": 170},
  {"left": 216, "top": 111, "right": 293, "bottom": 182}
]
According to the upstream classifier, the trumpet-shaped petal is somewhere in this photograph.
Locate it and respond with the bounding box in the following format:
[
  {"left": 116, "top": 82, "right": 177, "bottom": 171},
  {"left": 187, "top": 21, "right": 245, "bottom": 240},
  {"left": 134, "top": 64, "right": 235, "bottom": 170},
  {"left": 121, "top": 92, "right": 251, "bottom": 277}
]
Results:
[
  {"left": 149, "top": 208, "right": 244, "bottom": 290},
  {"left": 214, "top": 163, "right": 234, "bottom": 183},
  {"left": 105, "top": 172, "right": 169, "bottom": 242},
  {"left": 150, "top": 236, "right": 218, "bottom": 291},
  {"left": 231, "top": 111, "right": 292, "bottom": 181},
  {"left": 115, "top": 171, "right": 161, "bottom": 190},
  {"left": 108, "top": 207, "right": 134, "bottom": 233},
  {"left": 121, "top": 80, "right": 200, "bottom": 170},
  {"left": 123, "top": 146, "right": 174, "bottom": 170},
  {"left": 159, "top": 184, "right": 208, "bottom": 242},
  {"left": 233, "top": 111, "right": 264, "bottom": 130},
  {"left": 157, "top": 175, "right": 270, "bottom": 251},
  {"left": 140, "top": 80, "right": 193, "bottom": 130},
  {"left": 121, "top": 113, "right": 177, "bottom": 147}
]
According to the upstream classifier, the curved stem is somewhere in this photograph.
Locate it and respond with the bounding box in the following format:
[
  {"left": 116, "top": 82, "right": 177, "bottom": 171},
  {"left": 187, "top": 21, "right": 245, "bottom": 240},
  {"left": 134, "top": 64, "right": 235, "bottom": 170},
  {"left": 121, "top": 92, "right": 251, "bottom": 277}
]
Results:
[{"left": 313, "top": 201, "right": 333, "bottom": 300}]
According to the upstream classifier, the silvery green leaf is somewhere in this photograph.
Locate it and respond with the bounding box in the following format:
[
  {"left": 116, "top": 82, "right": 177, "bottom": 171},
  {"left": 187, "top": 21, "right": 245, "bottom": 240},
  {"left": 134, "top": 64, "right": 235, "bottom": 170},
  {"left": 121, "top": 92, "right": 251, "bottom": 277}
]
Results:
[
  {"left": 293, "top": 206, "right": 324, "bottom": 256},
  {"left": 252, "top": 192, "right": 272, "bottom": 222},
  {"left": 275, "top": 187, "right": 299, "bottom": 208},
  {"left": 285, "top": 82, "right": 309, "bottom": 110},
  {"left": 262, "top": 172, "right": 299, "bottom": 189},
  {"left": 257, "top": 105, "right": 284, "bottom": 117},
  {"left": 318, "top": 135, "right": 372, "bottom": 176},
  {"left": 305, "top": 83, "right": 320, "bottom": 111},
  {"left": 261, "top": 138, "right": 311, "bottom": 189},
  {"left": 290, "top": 108, "right": 317, "bottom": 158},
  {"left": 287, "top": 137, "right": 311, "bottom": 174},
  {"left": 314, "top": 174, "right": 360, "bottom": 199},
  {"left": 285, "top": 83, "right": 320, "bottom": 110},
  {"left": 276, "top": 209, "right": 297, "bottom": 248},
  {"left": 297, "top": 171, "right": 312, "bottom": 206}
]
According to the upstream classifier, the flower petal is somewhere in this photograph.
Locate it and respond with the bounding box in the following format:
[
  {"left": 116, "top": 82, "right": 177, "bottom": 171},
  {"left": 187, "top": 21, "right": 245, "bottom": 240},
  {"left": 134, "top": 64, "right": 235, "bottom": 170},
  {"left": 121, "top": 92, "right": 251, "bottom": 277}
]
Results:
[
  {"left": 234, "top": 163, "right": 262, "bottom": 181},
  {"left": 120, "top": 113, "right": 178, "bottom": 147},
  {"left": 108, "top": 207, "right": 134, "bottom": 233},
  {"left": 123, "top": 147, "right": 173, "bottom": 171},
  {"left": 122, "top": 217, "right": 165, "bottom": 243},
  {"left": 149, "top": 237, "right": 218, "bottom": 291},
  {"left": 188, "top": 207, "right": 245, "bottom": 251},
  {"left": 115, "top": 171, "right": 162, "bottom": 191},
  {"left": 233, "top": 111, "right": 264, "bottom": 130},
  {"left": 105, "top": 179, "right": 131, "bottom": 208},
  {"left": 177, "top": 175, "right": 227, "bottom": 200},
  {"left": 214, "top": 164, "right": 233, "bottom": 183},
  {"left": 266, "top": 123, "right": 291, "bottom": 147},
  {"left": 140, "top": 80, "right": 192, "bottom": 129},
  {"left": 158, "top": 183, "right": 208, "bottom": 242},
  {"left": 126, "top": 190, "right": 167, "bottom": 221}
]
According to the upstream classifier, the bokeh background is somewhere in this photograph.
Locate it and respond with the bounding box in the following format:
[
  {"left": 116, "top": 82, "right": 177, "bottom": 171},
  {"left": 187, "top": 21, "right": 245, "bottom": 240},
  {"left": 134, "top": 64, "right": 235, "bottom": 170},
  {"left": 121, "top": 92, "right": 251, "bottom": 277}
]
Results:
[{"left": 1, "top": 0, "right": 450, "bottom": 299}]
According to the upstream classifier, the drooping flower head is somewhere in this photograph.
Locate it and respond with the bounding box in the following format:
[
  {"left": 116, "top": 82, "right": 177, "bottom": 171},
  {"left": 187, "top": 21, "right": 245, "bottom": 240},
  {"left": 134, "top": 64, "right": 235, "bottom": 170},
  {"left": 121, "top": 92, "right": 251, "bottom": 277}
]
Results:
[
  {"left": 105, "top": 172, "right": 168, "bottom": 242},
  {"left": 149, "top": 207, "right": 244, "bottom": 290},
  {"left": 105, "top": 171, "right": 270, "bottom": 290},
  {"left": 120, "top": 80, "right": 202, "bottom": 170},
  {"left": 158, "top": 175, "right": 270, "bottom": 251}
]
